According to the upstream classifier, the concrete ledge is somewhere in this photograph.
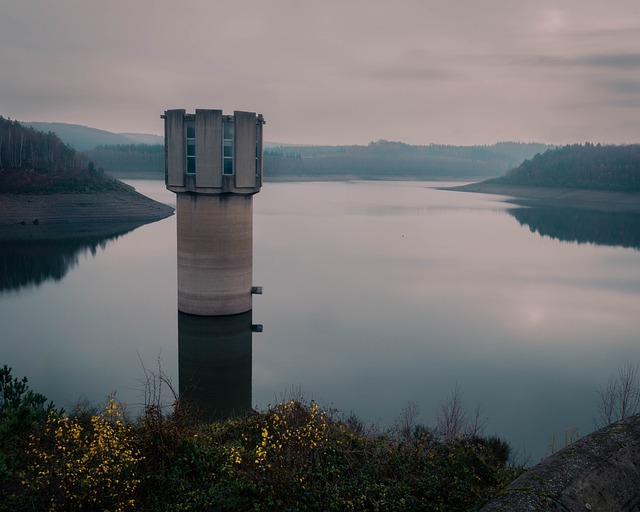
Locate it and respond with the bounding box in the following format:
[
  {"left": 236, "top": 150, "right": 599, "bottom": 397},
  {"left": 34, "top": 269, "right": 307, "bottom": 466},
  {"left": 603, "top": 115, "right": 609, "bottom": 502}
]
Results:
[{"left": 480, "top": 414, "right": 640, "bottom": 511}]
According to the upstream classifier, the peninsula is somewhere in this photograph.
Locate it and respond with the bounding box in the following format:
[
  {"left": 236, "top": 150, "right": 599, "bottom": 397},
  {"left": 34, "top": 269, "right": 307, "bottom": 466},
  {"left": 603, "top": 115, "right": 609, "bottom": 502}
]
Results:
[
  {"left": 0, "top": 117, "right": 173, "bottom": 239},
  {"left": 449, "top": 143, "right": 640, "bottom": 214}
]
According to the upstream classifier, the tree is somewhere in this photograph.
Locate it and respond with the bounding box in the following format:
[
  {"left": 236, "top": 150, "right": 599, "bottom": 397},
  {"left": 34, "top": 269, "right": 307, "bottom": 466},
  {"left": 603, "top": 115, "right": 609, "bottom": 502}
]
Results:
[{"left": 596, "top": 363, "right": 640, "bottom": 427}]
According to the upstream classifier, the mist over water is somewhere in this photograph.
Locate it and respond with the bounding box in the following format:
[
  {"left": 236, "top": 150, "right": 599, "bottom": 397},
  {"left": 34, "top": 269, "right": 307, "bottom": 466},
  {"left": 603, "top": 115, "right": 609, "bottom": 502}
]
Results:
[{"left": 2, "top": 179, "right": 639, "bottom": 463}]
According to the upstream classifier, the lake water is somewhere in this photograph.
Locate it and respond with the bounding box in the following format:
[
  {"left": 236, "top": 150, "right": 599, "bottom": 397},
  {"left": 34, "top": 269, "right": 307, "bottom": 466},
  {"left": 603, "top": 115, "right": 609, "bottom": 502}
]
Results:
[{"left": 2, "top": 179, "right": 640, "bottom": 464}]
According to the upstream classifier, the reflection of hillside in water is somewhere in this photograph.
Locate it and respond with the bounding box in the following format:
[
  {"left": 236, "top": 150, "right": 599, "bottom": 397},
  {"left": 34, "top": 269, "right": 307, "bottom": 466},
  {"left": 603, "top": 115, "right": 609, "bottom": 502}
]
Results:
[
  {"left": 509, "top": 207, "right": 640, "bottom": 250},
  {"left": 178, "top": 311, "right": 253, "bottom": 421},
  {"left": 0, "top": 229, "right": 134, "bottom": 293}
]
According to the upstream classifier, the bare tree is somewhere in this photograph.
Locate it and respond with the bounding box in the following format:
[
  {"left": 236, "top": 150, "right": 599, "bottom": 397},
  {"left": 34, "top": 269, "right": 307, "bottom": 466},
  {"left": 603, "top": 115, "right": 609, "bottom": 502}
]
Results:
[
  {"left": 136, "top": 353, "right": 179, "bottom": 418},
  {"left": 436, "top": 385, "right": 486, "bottom": 442},
  {"left": 437, "top": 386, "right": 466, "bottom": 441},
  {"left": 617, "top": 363, "right": 640, "bottom": 420},
  {"left": 596, "top": 362, "right": 640, "bottom": 428},
  {"left": 395, "top": 401, "right": 421, "bottom": 442},
  {"left": 597, "top": 378, "right": 617, "bottom": 427}
]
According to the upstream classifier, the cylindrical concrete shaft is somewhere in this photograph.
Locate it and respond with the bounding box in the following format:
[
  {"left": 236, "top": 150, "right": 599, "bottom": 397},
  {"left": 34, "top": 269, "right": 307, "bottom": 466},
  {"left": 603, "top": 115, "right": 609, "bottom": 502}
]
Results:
[{"left": 177, "top": 193, "right": 253, "bottom": 315}]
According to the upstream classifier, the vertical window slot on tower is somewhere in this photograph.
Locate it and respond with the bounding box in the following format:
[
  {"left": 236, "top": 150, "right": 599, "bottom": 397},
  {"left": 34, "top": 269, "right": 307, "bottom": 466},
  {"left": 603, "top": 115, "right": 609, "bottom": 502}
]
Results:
[
  {"left": 223, "top": 121, "right": 234, "bottom": 175},
  {"left": 186, "top": 120, "right": 196, "bottom": 174}
]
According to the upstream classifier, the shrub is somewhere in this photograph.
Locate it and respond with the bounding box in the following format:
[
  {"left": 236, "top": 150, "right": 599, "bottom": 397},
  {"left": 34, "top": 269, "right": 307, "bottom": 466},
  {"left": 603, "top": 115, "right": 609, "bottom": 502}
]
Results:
[
  {"left": 0, "top": 365, "right": 54, "bottom": 445},
  {"left": 0, "top": 366, "right": 56, "bottom": 510},
  {"left": 132, "top": 398, "right": 521, "bottom": 511},
  {"left": 22, "top": 398, "right": 141, "bottom": 511}
]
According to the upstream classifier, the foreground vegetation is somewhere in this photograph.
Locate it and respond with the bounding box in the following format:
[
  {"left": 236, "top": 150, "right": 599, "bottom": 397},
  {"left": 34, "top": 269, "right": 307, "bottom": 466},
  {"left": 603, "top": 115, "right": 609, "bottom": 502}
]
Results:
[
  {"left": 491, "top": 143, "right": 640, "bottom": 191},
  {"left": 0, "top": 366, "right": 522, "bottom": 511},
  {"left": 0, "top": 117, "right": 130, "bottom": 194}
]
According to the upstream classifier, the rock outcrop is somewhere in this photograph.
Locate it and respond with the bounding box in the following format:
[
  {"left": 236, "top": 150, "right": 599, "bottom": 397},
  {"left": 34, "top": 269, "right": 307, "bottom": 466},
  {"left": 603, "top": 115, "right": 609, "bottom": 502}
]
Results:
[{"left": 481, "top": 414, "right": 640, "bottom": 511}]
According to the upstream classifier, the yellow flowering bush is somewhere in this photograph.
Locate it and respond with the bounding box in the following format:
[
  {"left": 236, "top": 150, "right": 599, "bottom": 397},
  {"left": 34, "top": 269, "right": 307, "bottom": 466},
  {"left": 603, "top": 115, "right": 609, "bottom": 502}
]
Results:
[
  {"left": 221, "top": 400, "right": 328, "bottom": 483},
  {"left": 254, "top": 400, "right": 327, "bottom": 467},
  {"left": 23, "top": 398, "right": 141, "bottom": 511}
]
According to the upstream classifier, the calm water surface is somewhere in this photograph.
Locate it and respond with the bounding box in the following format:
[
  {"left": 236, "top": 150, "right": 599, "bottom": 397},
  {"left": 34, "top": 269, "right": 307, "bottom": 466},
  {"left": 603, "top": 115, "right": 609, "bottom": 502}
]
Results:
[{"left": 2, "top": 180, "right": 640, "bottom": 463}]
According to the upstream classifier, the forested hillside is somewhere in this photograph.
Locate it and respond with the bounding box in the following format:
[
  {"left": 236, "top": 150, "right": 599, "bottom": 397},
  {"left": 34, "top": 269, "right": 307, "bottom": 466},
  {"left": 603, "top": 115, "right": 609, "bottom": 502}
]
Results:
[
  {"left": 493, "top": 143, "right": 640, "bottom": 191},
  {"left": 0, "top": 117, "right": 127, "bottom": 193},
  {"left": 0, "top": 117, "right": 81, "bottom": 172}
]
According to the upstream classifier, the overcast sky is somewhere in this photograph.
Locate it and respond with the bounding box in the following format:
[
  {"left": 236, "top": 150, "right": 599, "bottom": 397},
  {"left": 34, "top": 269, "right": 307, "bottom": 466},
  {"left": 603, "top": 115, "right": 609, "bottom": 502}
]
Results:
[{"left": 1, "top": 0, "right": 639, "bottom": 145}]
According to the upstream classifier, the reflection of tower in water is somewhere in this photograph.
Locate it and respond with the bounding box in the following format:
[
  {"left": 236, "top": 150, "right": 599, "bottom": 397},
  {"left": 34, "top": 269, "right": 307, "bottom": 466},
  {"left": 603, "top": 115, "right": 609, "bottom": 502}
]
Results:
[
  {"left": 163, "top": 109, "right": 264, "bottom": 418},
  {"left": 178, "top": 311, "right": 255, "bottom": 420}
]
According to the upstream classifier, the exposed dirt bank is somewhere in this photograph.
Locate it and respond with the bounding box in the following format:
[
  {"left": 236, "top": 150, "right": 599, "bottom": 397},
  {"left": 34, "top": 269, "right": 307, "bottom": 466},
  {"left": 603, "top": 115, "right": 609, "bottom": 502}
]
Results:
[
  {"left": 446, "top": 182, "right": 640, "bottom": 214},
  {"left": 0, "top": 189, "right": 174, "bottom": 240}
]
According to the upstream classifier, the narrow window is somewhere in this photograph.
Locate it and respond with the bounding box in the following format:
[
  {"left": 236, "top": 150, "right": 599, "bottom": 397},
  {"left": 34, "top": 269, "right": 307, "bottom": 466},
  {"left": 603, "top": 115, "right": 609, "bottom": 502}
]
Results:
[
  {"left": 223, "top": 121, "right": 234, "bottom": 175},
  {"left": 256, "top": 137, "right": 260, "bottom": 177},
  {"left": 186, "top": 120, "right": 195, "bottom": 174}
]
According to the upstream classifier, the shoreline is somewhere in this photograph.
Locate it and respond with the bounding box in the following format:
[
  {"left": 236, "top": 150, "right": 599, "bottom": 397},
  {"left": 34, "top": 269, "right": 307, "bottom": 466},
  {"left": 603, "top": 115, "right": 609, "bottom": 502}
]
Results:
[
  {"left": 0, "top": 189, "right": 174, "bottom": 240},
  {"left": 445, "top": 182, "right": 640, "bottom": 214}
]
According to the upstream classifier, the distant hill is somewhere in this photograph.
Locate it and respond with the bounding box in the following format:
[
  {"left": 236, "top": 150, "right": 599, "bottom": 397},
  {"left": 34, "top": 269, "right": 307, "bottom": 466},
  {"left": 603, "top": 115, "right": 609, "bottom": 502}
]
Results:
[
  {"left": 21, "top": 122, "right": 162, "bottom": 150},
  {"left": 489, "top": 143, "right": 640, "bottom": 191},
  {"left": 118, "top": 132, "right": 164, "bottom": 145},
  {"left": 22, "top": 120, "right": 292, "bottom": 151}
]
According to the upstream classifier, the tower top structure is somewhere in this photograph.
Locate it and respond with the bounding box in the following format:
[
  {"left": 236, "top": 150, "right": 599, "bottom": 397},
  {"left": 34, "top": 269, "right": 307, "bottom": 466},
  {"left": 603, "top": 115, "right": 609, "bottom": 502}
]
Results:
[{"left": 163, "top": 109, "right": 265, "bottom": 196}]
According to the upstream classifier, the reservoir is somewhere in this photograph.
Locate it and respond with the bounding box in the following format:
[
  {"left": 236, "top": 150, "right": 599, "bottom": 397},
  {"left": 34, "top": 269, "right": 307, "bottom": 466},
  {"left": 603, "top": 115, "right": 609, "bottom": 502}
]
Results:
[{"left": 2, "top": 179, "right": 639, "bottom": 463}]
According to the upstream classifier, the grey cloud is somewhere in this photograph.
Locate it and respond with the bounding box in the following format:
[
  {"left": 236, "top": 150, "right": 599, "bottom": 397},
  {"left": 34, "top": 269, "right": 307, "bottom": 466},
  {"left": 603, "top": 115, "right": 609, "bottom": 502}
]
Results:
[
  {"left": 562, "top": 96, "right": 640, "bottom": 110},
  {"left": 510, "top": 53, "right": 640, "bottom": 70},
  {"left": 600, "top": 79, "right": 640, "bottom": 96},
  {"left": 577, "top": 54, "right": 640, "bottom": 69},
  {"left": 564, "top": 25, "right": 640, "bottom": 41}
]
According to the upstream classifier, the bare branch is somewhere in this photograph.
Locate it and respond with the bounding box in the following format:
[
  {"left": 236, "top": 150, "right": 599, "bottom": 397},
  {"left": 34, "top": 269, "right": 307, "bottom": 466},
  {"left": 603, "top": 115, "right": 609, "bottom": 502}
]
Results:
[
  {"left": 437, "top": 385, "right": 467, "bottom": 441},
  {"left": 596, "top": 362, "right": 640, "bottom": 427}
]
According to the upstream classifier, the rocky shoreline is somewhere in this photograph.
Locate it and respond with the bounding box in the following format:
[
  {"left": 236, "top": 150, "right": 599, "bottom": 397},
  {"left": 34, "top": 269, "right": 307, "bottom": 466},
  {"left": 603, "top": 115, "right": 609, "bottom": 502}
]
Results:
[
  {"left": 446, "top": 182, "right": 640, "bottom": 214},
  {"left": 0, "top": 189, "right": 174, "bottom": 240}
]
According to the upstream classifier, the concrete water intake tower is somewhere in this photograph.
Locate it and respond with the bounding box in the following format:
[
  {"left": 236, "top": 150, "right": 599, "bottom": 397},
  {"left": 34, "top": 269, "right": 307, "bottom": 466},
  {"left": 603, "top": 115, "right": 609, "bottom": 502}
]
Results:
[{"left": 163, "top": 109, "right": 265, "bottom": 316}]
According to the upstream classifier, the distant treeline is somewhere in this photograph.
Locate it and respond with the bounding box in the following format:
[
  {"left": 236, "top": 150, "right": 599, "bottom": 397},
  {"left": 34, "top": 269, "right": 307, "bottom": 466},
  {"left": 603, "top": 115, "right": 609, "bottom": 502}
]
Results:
[
  {"left": 0, "top": 117, "right": 127, "bottom": 194},
  {"left": 492, "top": 143, "right": 640, "bottom": 191},
  {"left": 83, "top": 144, "right": 165, "bottom": 173},
  {"left": 263, "top": 140, "right": 553, "bottom": 180},
  {"left": 83, "top": 140, "right": 553, "bottom": 180}
]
